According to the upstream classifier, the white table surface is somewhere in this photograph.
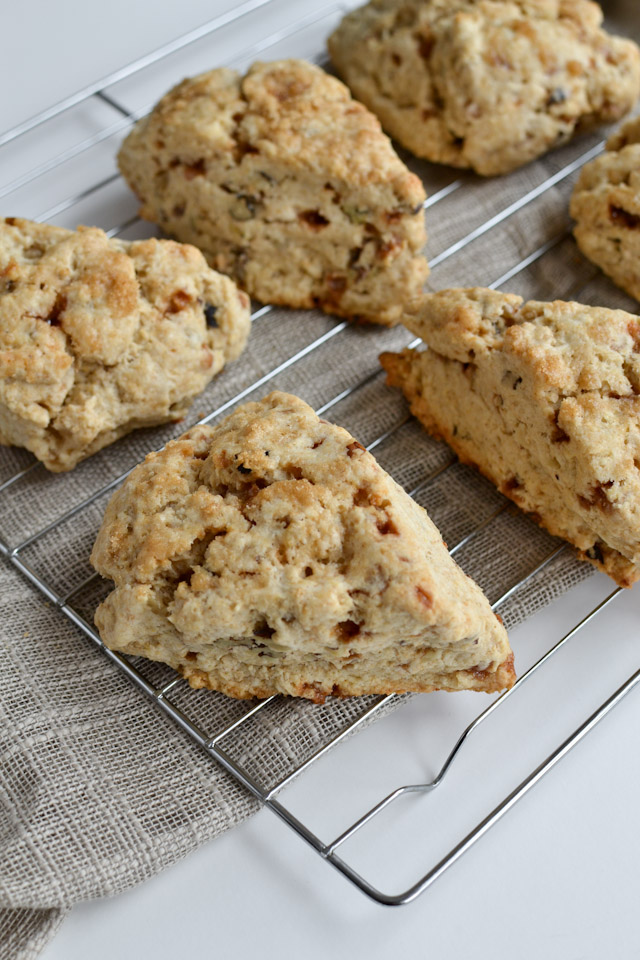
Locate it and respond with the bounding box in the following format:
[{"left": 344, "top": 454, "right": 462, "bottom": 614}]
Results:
[{"left": 3, "top": 2, "right": 639, "bottom": 957}]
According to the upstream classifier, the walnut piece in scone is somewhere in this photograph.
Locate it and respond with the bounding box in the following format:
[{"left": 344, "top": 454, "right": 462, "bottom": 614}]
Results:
[
  {"left": 0, "top": 218, "right": 250, "bottom": 471},
  {"left": 90, "top": 391, "right": 513, "bottom": 701},
  {"left": 328, "top": 0, "right": 640, "bottom": 177},
  {"left": 571, "top": 116, "right": 640, "bottom": 301},
  {"left": 117, "top": 59, "right": 428, "bottom": 325},
  {"left": 380, "top": 288, "right": 640, "bottom": 586}
]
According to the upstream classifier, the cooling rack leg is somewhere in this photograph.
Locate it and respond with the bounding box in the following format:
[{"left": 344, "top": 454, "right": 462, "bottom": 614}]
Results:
[{"left": 318, "top": 664, "right": 640, "bottom": 906}]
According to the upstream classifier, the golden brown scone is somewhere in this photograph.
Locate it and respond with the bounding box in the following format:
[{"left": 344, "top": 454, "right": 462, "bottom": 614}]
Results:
[
  {"left": 571, "top": 116, "right": 640, "bottom": 301},
  {"left": 381, "top": 288, "right": 640, "bottom": 586},
  {"left": 90, "top": 391, "right": 514, "bottom": 702},
  {"left": 0, "top": 218, "right": 250, "bottom": 471},
  {"left": 117, "top": 59, "right": 428, "bottom": 325},
  {"left": 328, "top": 0, "right": 640, "bottom": 176}
]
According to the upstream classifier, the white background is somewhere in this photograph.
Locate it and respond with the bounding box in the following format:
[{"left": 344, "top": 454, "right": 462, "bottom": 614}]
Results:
[{"left": 3, "top": 1, "right": 639, "bottom": 957}]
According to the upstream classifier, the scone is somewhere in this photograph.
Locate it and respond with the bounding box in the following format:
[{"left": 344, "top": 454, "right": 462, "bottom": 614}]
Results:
[
  {"left": 0, "top": 218, "right": 250, "bottom": 471},
  {"left": 380, "top": 288, "right": 640, "bottom": 587},
  {"left": 90, "top": 391, "right": 514, "bottom": 701},
  {"left": 328, "top": 0, "right": 640, "bottom": 176},
  {"left": 571, "top": 116, "right": 640, "bottom": 301},
  {"left": 117, "top": 59, "right": 428, "bottom": 325}
]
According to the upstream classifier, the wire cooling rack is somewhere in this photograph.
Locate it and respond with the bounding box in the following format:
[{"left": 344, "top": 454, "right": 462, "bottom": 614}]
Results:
[{"left": 1, "top": 0, "right": 639, "bottom": 906}]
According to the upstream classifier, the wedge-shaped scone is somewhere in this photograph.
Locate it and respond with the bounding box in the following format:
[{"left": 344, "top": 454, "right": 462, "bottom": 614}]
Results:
[
  {"left": 328, "top": 0, "right": 640, "bottom": 176},
  {"left": 91, "top": 391, "right": 513, "bottom": 701},
  {"left": 571, "top": 116, "right": 640, "bottom": 301},
  {"left": 117, "top": 59, "right": 428, "bottom": 325},
  {"left": 0, "top": 218, "right": 250, "bottom": 471},
  {"left": 380, "top": 288, "right": 640, "bottom": 587}
]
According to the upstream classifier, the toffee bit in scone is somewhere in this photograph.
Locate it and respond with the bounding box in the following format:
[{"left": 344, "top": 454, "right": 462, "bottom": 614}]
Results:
[
  {"left": 117, "top": 59, "right": 428, "bottom": 326},
  {"left": 328, "top": 0, "right": 640, "bottom": 176},
  {"left": 571, "top": 117, "right": 640, "bottom": 302},
  {"left": 380, "top": 288, "right": 640, "bottom": 587},
  {"left": 90, "top": 391, "right": 514, "bottom": 702},
  {"left": 0, "top": 218, "right": 251, "bottom": 472},
  {"left": 609, "top": 205, "right": 640, "bottom": 231}
]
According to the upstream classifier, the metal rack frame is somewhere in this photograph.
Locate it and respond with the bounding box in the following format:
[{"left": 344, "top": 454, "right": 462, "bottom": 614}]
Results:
[{"left": 1, "top": 0, "right": 638, "bottom": 906}]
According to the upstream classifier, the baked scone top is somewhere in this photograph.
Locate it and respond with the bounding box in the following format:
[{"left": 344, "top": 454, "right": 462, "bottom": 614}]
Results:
[
  {"left": 91, "top": 391, "right": 513, "bottom": 700},
  {"left": 328, "top": 0, "right": 640, "bottom": 175},
  {"left": 572, "top": 115, "right": 640, "bottom": 200},
  {"left": 605, "top": 115, "right": 640, "bottom": 153},
  {"left": 128, "top": 59, "right": 426, "bottom": 200},
  {"left": 391, "top": 288, "right": 640, "bottom": 580},
  {"left": 401, "top": 287, "right": 640, "bottom": 396},
  {"left": 0, "top": 218, "right": 250, "bottom": 470},
  {"left": 118, "top": 58, "right": 427, "bottom": 324},
  {"left": 570, "top": 115, "right": 640, "bottom": 302}
]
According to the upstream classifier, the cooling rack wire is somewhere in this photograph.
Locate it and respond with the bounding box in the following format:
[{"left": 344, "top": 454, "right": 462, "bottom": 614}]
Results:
[{"left": 1, "top": 0, "right": 639, "bottom": 905}]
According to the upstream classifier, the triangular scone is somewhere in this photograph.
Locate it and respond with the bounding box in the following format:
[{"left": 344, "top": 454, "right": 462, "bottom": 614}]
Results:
[
  {"left": 91, "top": 392, "right": 513, "bottom": 702},
  {"left": 380, "top": 289, "right": 640, "bottom": 586},
  {"left": 117, "top": 59, "right": 428, "bottom": 325},
  {"left": 571, "top": 117, "right": 640, "bottom": 302},
  {"left": 328, "top": 0, "right": 640, "bottom": 176},
  {"left": 0, "top": 218, "right": 250, "bottom": 471}
]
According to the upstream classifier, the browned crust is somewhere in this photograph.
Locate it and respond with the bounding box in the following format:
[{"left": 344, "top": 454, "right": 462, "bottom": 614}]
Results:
[
  {"left": 329, "top": 0, "right": 640, "bottom": 177},
  {"left": 93, "top": 390, "right": 514, "bottom": 702},
  {"left": 0, "top": 218, "right": 251, "bottom": 471},
  {"left": 380, "top": 348, "right": 640, "bottom": 588},
  {"left": 179, "top": 652, "right": 515, "bottom": 702},
  {"left": 118, "top": 59, "right": 428, "bottom": 326}
]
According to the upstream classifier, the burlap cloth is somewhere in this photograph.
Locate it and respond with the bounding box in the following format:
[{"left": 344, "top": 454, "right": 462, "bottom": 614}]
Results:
[{"left": 1, "top": 51, "right": 638, "bottom": 954}]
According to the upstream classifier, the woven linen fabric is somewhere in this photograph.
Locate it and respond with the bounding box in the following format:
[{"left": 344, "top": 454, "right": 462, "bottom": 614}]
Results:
[{"left": 1, "top": 110, "right": 638, "bottom": 958}]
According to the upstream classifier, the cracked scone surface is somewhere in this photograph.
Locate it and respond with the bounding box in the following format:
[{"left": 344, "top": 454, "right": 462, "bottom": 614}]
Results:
[
  {"left": 328, "top": 0, "right": 640, "bottom": 176},
  {"left": 90, "top": 391, "right": 513, "bottom": 702},
  {"left": 0, "top": 218, "right": 250, "bottom": 471},
  {"left": 117, "top": 59, "right": 428, "bottom": 325},
  {"left": 571, "top": 116, "right": 640, "bottom": 301},
  {"left": 380, "top": 288, "right": 640, "bottom": 586}
]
